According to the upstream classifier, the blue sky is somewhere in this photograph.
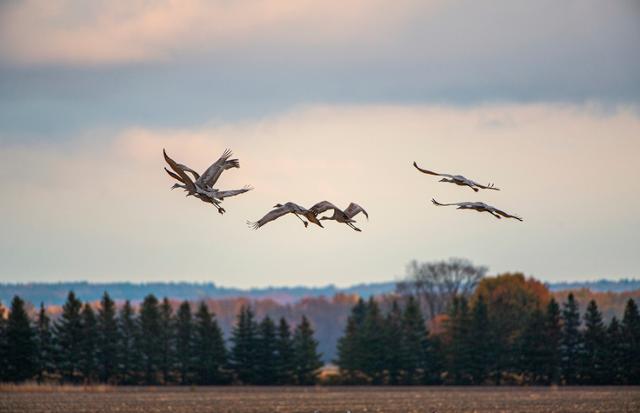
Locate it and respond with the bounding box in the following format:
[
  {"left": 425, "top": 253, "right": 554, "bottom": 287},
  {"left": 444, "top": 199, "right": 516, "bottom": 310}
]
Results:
[{"left": 0, "top": 0, "right": 639, "bottom": 286}]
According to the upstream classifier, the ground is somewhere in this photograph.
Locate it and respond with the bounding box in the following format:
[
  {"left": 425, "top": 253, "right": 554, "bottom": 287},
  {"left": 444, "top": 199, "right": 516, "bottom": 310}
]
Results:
[{"left": 1, "top": 386, "right": 638, "bottom": 413}]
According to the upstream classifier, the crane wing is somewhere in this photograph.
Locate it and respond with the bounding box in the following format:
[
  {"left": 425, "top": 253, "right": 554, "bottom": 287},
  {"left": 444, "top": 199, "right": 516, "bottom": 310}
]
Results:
[
  {"left": 196, "top": 149, "right": 239, "bottom": 189},
  {"left": 310, "top": 201, "right": 341, "bottom": 216},
  {"left": 492, "top": 206, "right": 523, "bottom": 221},
  {"left": 247, "top": 204, "right": 297, "bottom": 229},
  {"left": 215, "top": 186, "right": 253, "bottom": 200},
  {"left": 344, "top": 202, "right": 368, "bottom": 219},
  {"left": 163, "top": 149, "right": 196, "bottom": 192}
]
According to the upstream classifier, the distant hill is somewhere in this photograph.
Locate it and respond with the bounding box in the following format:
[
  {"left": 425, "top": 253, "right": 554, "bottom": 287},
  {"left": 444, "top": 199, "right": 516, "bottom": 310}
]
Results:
[{"left": 0, "top": 278, "right": 637, "bottom": 307}]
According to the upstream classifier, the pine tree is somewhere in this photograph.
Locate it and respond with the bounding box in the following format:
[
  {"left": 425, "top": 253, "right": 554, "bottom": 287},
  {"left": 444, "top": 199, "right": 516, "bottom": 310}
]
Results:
[
  {"left": 137, "top": 294, "right": 162, "bottom": 384},
  {"left": 621, "top": 298, "right": 640, "bottom": 384},
  {"left": 292, "top": 316, "right": 323, "bottom": 385},
  {"left": 605, "top": 316, "right": 625, "bottom": 384},
  {"left": 401, "top": 295, "right": 430, "bottom": 384},
  {"left": 384, "top": 300, "right": 404, "bottom": 384},
  {"left": 0, "top": 302, "right": 8, "bottom": 382},
  {"left": 159, "top": 297, "right": 175, "bottom": 384},
  {"left": 447, "top": 296, "right": 472, "bottom": 384},
  {"left": 580, "top": 300, "right": 606, "bottom": 384},
  {"left": 275, "top": 317, "right": 295, "bottom": 384},
  {"left": 117, "top": 300, "right": 139, "bottom": 384},
  {"left": 560, "top": 293, "right": 581, "bottom": 385},
  {"left": 175, "top": 301, "right": 193, "bottom": 384},
  {"left": 518, "top": 307, "right": 547, "bottom": 384},
  {"left": 193, "top": 302, "right": 228, "bottom": 384},
  {"left": 79, "top": 304, "right": 98, "bottom": 383},
  {"left": 336, "top": 299, "right": 367, "bottom": 383},
  {"left": 256, "top": 316, "right": 278, "bottom": 384},
  {"left": 230, "top": 305, "right": 259, "bottom": 384},
  {"left": 542, "top": 298, "right": 562, "bottom": 384},
  {"left": 35, "top": 302, "right": 54, "bottom": 383},
  {"left": 5, "top": 296, "right": 37, "bottom": 382},
  {"left": 360, "top": 298, "right": 386, "bottom": 383},
  {"left": 54, "top": 291, "right": 83, "bottom": 382},
  {"left": 468, "top": 295, "right": 491, "bottom": 384},
  {"left": 96, "top": 292, "right": 119, "bottom": 383}
]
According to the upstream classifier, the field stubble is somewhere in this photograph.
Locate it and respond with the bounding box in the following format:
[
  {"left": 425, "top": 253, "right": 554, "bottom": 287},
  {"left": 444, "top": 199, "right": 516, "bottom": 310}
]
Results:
[{"left": 0, "top": 386, "right": 638, "bottom": 413}]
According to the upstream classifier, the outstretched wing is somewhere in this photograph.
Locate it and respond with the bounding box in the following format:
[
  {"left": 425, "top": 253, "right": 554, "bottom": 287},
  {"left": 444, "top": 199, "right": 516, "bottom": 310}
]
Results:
[
  {"left": 163, "top": 149, "right": 196, "bottom": 192},
  {"left": 431, "top": 198, "right": 461, "bottom": 207},
  {"left": 196, "top": 149, "right": 239, "bottom": 189},
  {"left": 413, "top": 162, "right": 454, "bottom": 178},
  {"left": 165, "top": 167, "right": 184, "bottom": 183},
  {"left": 344, "top": 202, "right": 368, "bottom": 219},
  {"left": 215, "top": 186, "right": 253, "bottom": 200},
  {"left": 247, "top": 204, "right": 296, "bottom": 230},
  {"left": 491, "top": 206, "right": 523, "bottom": 222},
  {"left": 177, "top": 163, "right": 200, "bottom": 181},
  {"left": 473, "top": 182, "right": 500, "bottom": 191},
  {"left": 310, "top": 200, "right": 341, "bottom": 216}
]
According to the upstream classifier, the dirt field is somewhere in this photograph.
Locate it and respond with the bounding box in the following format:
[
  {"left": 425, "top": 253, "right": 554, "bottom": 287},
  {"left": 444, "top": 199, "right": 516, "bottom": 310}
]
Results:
[{"left": 0, "top": 386, "right": 638, "bottom": 413}]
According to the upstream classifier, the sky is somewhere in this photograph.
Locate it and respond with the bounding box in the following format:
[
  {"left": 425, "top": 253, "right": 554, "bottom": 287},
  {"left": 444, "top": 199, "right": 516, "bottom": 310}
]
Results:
[{"left": 0, "top": 0, "right": 639, "bottom": 287}]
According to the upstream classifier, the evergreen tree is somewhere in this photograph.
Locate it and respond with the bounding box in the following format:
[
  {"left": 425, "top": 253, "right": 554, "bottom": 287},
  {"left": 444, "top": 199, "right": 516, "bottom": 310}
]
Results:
[
  {"left": 336, "top": 299, "right": 367, "bottom": 383},
  {"left": 174, "top": 301, "right": 194, "bottom": 384},
  {"left": 468, "top": 295, "right": 491, "bottom": 384},
  {"left": 401, "top": 295, "right": 430, "bottom": 384},
  {"left": 230, "top": 305, "right": 259, "bottom": 384},
  {"left": 192, "top": 302, "right": 228, "bottom": 384},
  {"left": 447, "top": 296, "right": 472, "bottom": 384},
  {"left": 292, "top": 316, "right": 323, "bottom": 385},
  {"left": 384, "top": 300, "right": 404, "bottom": 384},
  {"left": 621, "top": 298, "right": 640, "bottom": 384},
  {"left": 275, "top": 317, "right": 295, "bottom": 384},
  {"left": 560, "top": 293, "right": 581, "bottom": 384},
  {"left": 79, "top": 304, "right": 98, "bottom": 383},
  {"left": 5, "top": 296, "right": 37, "bottom": 382},
  {"left": 518, "top": 307, "right": 547, "bottom": 384},
  {"left": 159, "top": 297, "right": 175, "bottom": 384},
  {"left": 35, "top": 302, "right": 54, "bottom": 382},
  {"left": 605, "top": 316, "right": 625, "bottom": 384},
  {"left": 256, "top": 316, "right": 278, "bottom": 384},
  {"left": 542, "top": 298, "right": 562, "bottom": 384},
  {"left": 54, "top": 291, "right": 83, "bottom": 382},
  {"left": 137, "top": 294, "right": 162, "bottom": 384},
  {"left": 359, "top": 298, "right": 386, "bottom": 383},
  {"left": 0, "top": 302, "right": 8, "bottom": 382},
  {"left": 117, "top": 300, "right": 139, "bottom": 384},
  {"left": 96, "top": 292, "right": 119, "bottom": 383},
  {"left": 580, "top": 300, "right": 606, "bottom": 384}
]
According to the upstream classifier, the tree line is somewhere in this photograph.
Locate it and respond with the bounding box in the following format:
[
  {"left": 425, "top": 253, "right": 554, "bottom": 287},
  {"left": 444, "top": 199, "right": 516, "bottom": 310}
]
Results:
[
  {"left": 0, "top": 292, "right": 322, "bottom": 384},
  {"left": 336, "top": 292, "right": 640, "bottom": 385}
]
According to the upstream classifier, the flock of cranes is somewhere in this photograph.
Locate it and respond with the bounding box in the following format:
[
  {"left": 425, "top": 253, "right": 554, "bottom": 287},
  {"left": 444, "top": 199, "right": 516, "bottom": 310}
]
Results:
[
  {"left": 163, "top": 149, "right": 522, "bottom": 230},
  {"left": 413, "top": 161, "right": 523, "bottom": 221}
]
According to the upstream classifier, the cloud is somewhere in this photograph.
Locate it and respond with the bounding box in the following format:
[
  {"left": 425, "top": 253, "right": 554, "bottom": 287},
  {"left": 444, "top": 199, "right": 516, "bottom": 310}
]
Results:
[
  {"left": 0, "top": 0, "right": 426, "bottom": 65},
  {"left": 1, "top": 103, "right": 639, "bottom": 285}
]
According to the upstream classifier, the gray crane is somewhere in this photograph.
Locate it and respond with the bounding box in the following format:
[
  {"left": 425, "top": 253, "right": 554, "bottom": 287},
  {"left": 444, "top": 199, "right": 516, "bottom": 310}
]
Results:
[
  {"left": 310, "top": 201, "right": 369, "bottom": 232},
  {"left": 163, "top": 149, "right": 251, "bottom": 214},
  {"left": 431, "top": 198, "right": 522, "bottom": 221},
  {"left": 248, "top": 202, "right": 324, "bottom": 229},
  {"left": 413, "top": 161, "right": 499, "bottom": 192}
]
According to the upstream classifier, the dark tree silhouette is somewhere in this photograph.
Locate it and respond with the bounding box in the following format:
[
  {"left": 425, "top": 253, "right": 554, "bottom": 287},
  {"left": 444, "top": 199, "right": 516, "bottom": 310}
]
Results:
[
  {"left": 174, "top": 300, "right": 193, "bottom": 384},
  {"left": 561, "top": 293, "right": 581, "bottom": 385},
  {"left": 5, "top": 296, "right": 37, "bottom": 382},
  {"left": 35, "top": 302, "right": 54, "bottom": 383},
  {"left": 292, "top": 315, "right": 323, "bottom": 385},
  {"left": 230, "top": 305, "right": 259, "bottom": 384},
  {"left": 79, "top": 304, "right": 98, "bottom": 383},
  {"left": 54, "top": 291, "right": 83, "bottom": 382},
  {"left": 97, "top": 292, "right": 119, "bottom": 384},
  {"left": 117, "top": 300, "right": 139, "bottom": 384}
]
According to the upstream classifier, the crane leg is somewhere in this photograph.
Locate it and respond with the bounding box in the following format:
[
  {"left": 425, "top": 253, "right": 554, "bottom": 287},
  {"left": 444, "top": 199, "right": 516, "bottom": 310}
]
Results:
[
  {"left": 294, "top": 214, "right": 309, "bottom": 228},
  {"left": 347, "top": 223, "right": 362, "bottom": 232}
]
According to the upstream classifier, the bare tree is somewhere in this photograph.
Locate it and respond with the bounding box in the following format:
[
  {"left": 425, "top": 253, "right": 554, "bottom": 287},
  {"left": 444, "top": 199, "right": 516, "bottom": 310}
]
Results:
[{"left": 396, "top": 258, "right": 487, "bottom": 319}]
